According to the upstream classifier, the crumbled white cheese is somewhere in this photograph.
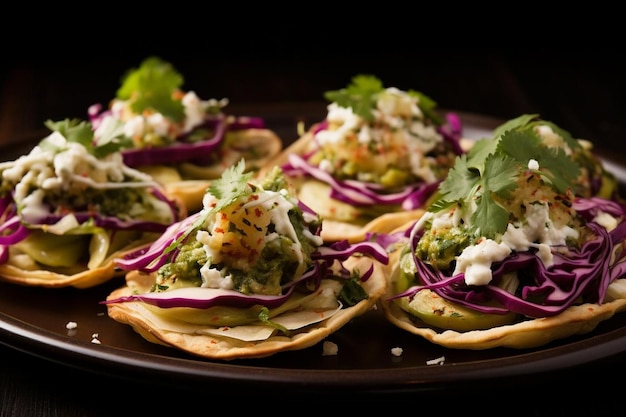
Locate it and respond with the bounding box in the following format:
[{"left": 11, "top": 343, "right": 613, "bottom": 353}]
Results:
[
  {"left": 528, "top": 159, "right": 539, "bottom": 170},
  {"left": 91, "top": 333, "right": 101, "bottom": 344},
  {"left": 322, "top": 341, "right": 338, "bottom": 356},
  {"left": 65, "top": 321, "right": 78, "bottom": 330},
  {"left": 391, "top": 347, "right": 403, "bottom": 357},
  {"left": 314, "top": 86, "right": 444, "bottom": 184},
  {"left": 594, "top": 212, "right": 619, "bottom": 231},
  {"left": 426, "top": 356, "right": 445, "bottom": 365}
]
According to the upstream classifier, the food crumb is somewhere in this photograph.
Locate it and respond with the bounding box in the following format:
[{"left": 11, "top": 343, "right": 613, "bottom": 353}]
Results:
[
  {"left": 322, "top": 341, "right": 338, "bottom": 356},
  {"left": 426, "top": 356, "right": 446, "bottom": 366},
  {"left": 391, "top": 347, "right": 403, "bottom": 357},
  {"left": 65, "top": 321, "right": 77, "bottom": 330}
]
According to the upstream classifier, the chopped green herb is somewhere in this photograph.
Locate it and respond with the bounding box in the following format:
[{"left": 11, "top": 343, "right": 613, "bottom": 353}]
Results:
[
  {"left": 324, "top": 74, "right": 383, "bottom": 122},
  {"left": 165, "top": 159, "right": 253, "bottom": 253},
  {"left": 431, "top": 119, "right": 581, "bottom": 238},
  {"left": 323, "top": 74, "right": 442, "bottom": 124},
  {"left": 42, "top": 119, "right": 131, "bottom": 158},
  {"left": 116, "top": 56, "right": 186, "bottom": 122},
  {"left": 206, "top": 158, "right": 254, "bottom": 213},
  {"left": 338, "top": 274, "right": 369, "bottom": 307}
]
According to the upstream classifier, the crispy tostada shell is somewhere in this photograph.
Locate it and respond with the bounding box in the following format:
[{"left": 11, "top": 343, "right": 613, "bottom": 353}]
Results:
[
  {"left": 105, "top": 254, "right": 387, "bottom": 360},
  {"left": 142, "top": 128, "right": 282, "bottom": 213}
]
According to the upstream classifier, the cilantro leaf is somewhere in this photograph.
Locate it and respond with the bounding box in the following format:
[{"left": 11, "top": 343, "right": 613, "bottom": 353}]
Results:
[
  {"left": 431, "top": 113, "right": 586, "bottom": 240},
  {"left": 408, "top": 90, "right": 443, "bottom": 126},
  {"left": 492, "top": 113, "right": 582, "bottom": 153},
  {"left": 472, "top": 191, "right": 510, "bottom": 237},
  {"left": 323, "top": 74, "right": 384, "bottom": 121},
  {"left": 482, "top": 153, "right": 520, "bottom": 199},
  {"left": 43, "top": 119, "right": 94, "bottom": 149},
  {"left": 427, "top": 198, "right": 459, "bottom": 214},
  {"left": 164, "top": 159, "right": 254, "bottom": 253},
  {"left": 498, "top": 130, "right": 580, "bottom": 193},
  {"left": 492, "top": 113, "right": 540, "bottom": 139},
  {"left": 206, "top": 159, "right": 254, "bottom": 213},
  {"left": 116, "top": 56, "right": 185, "bottom": 122},
  {"left": 472, "top": 155, "right": 520, "bottom": 236},
  {"left": 465, "top": 137, "right": 498, "bottom": 172},
  {"left": 528, "top": 119, "right": 581, "bottom": 151},
  {"left": 323, "top": 74, "right": 443, "bottom": 125},
  {"left": 434, "top": 150, "right": 520, "bottom": 238},
  {"left": 437, "top": 154, "right": 480, "bottom": 202},
  {"left": 338, "top": 274, "right": 369, "bottom": 306},
  {"left": 43, "top": 119, "right": 130, "bottom": 158}
]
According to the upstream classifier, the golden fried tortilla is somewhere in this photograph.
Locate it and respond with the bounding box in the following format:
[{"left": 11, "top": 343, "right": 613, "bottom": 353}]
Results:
[
  {"left": 143, "top": 128, "right": 282, "bottom": 213},
  {"left": 106, "top": 255, "right": 387, "bottom": 360},
  {"left": 0, "top": 234, "right": 159, "bottom": 289},
  {"left": 379, "top": 248, "right": 626, "bottom": 350}
]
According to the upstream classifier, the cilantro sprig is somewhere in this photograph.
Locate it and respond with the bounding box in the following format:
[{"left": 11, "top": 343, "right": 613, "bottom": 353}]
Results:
[
  {"left": 116, "top": 56, "right": 186, "bottom": 122},
  {"left": 323, "top": 74, "right": 442, "bottom": 124},
  {"left": 165, "top": 159, "right": 254, "bottom": 253},
  {"left": 206, "top": 158, "right": 254, "bottom": 213},
  {"left": 42, "top": 119, "right": 131, "bottom": 158},
  {"left": 431, "top": 123, "right": 581, "bottom": 238},
  {"left": 324, "top": 75, "right": 383, "bottom": 122},
  {"left": 492, "top": 113, "right": 582, "bottom": 152}
]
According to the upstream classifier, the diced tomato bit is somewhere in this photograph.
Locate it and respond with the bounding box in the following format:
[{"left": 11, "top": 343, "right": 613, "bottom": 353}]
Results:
[{"left": 248, "top": 249, "right": 259, "bottom": 264}]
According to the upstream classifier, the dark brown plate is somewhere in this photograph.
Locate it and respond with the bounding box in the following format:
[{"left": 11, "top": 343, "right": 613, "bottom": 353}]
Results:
[{"left": 1, "top": 107, "right": 625, "bottom": 396}]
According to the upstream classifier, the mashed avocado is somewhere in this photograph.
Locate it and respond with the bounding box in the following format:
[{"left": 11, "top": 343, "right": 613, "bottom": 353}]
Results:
[{"left": 152, "top": 162, "right": 323, "bottom": 296}]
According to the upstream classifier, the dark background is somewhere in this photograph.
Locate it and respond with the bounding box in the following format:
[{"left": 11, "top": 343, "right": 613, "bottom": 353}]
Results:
[{"left": 2, "top": 27, "right": 625, "bottom": 157}]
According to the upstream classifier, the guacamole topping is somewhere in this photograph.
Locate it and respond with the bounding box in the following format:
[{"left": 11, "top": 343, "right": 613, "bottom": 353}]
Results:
[{"left": 106, "top": 160, "right": 390, "bottom": 341}]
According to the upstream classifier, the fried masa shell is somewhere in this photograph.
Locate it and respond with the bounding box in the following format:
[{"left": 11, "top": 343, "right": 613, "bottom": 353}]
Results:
[
  {"left": 0, "top": 191, "right": 188, "bottom": 290},
  {"left": 0, "top": 234, "right": 159, "bottom": 289},
  {"left": 379, "top": 235, "right": 626, "bottom": 350},
  {"left": 105, "top": 255, "right": 387, "bottom": 360},
  {"left": 145, "top": 128, "right": 283, "bottom": 213},
  {"left": 258, "top": 132, "right": 427, "bottom": 243}
]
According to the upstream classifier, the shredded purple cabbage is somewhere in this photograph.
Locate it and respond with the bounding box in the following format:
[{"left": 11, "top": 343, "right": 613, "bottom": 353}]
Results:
[
  {"left": 103, "top": 285, "right": 297, "bottom": 309},
  {"left": 0, "top": 184, "right": 181, "bottom": 264},
  {"left": 389, "top": 196, "right": 626, "bottom": 318},
  {"left": 89, "top": 103, "right": 266, "bottom": 168},
  {"left": 281, "top": 112, "right": 463, "bottom": 210},
  {"left": 105, "top": 210, "right": 389, "bottom": 309}
]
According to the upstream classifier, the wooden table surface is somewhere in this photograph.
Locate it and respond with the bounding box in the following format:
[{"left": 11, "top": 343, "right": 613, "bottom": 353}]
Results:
[{"left": 1, "top": 44, "right": 626, "bottom": 415}]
